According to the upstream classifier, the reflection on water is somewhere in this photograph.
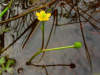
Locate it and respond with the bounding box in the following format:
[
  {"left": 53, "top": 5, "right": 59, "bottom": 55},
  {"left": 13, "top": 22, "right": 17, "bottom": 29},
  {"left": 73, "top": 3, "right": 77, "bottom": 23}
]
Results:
[{"left": 0, "top": 0, "right": 100, "bottom": 75}]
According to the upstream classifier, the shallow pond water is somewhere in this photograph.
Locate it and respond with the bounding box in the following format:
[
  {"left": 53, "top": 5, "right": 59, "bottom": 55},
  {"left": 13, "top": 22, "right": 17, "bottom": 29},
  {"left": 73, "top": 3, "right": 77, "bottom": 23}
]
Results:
[{"left": 0, "top": 0, "right": 100, "bottom": 75}]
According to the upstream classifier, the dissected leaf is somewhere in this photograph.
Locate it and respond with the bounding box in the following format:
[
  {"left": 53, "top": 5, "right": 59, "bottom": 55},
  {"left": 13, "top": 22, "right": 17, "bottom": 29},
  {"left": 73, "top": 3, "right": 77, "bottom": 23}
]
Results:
[
  {"left": 5, "top": 60, "right": 14, "bottom": 73},
  {"left": 0, "top": 59, "right": 14, "bottom": 74},
  {"left": 1, "top": 64, "right": 6, "bottom": 70},
  {"left": 10, "top": 59, "right": 15, "bottom": 66},
  {"left": 6, "top": 67, "right": 13, "bottom": 73},
  {"left": 0, "top": 57, "right": 5, "bottom": 65},
  {"left": 6, "top": 60, "right": 11, "bottom": 69}
]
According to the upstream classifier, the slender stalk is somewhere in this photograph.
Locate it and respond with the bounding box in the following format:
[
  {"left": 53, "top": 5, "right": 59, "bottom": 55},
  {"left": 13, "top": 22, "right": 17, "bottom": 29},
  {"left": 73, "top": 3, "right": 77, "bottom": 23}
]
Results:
[
  {"left": 32, "top": 63, "right": 76, "bottom": 69},
  {"left": 32, "top": 64, "right": 70, "bottom": 67},
  {"left": 26, "top": 50, "right": 42, "bottom": 64},
  {"left": 34, "top": 7, "right": 54, "bottom": 63},
  {"left": 42, "top": 45, "right": 75, "bottom": 51},
  {"left": 41, "top": 21, "right": 44, "bottom": 50},
  {"left": 26, "top": 45, "right": 75, "bottom": 64},
  {"left": 26, "top": 42, "right": 81, "bottom": 64}
]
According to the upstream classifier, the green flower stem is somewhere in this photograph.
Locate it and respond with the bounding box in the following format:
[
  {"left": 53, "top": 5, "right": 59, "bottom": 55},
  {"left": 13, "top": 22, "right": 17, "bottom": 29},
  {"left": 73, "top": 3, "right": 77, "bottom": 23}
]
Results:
[
  {"left": 0, "top": 0, "right": 12, "bottom": 18},
  {"left": 42, "top": 45, "right": 75, "bottom": 52},
  {"left": 27, "top": 45, "right": 75, "bottom": 64},
  {"left": 27, "top": 42, "right": 82, "bottom": 65},
  {"left": 41, "top": 21, "right": 44, "bottom": 49},
  {"left": 27, "top": 50, "right": 42, "bottom": 64}
]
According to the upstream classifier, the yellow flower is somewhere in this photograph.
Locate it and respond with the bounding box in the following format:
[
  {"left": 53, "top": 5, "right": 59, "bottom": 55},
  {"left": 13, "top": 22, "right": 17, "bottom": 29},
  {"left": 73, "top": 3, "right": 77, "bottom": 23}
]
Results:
[{"left": 36, "top": 10, "right": 51, "bottom": 21}]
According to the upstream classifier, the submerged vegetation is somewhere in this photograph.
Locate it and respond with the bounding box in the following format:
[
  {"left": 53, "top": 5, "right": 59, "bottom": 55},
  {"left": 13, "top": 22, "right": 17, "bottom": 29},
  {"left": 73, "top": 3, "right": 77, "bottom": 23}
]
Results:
[
  {"left": 0, "top": 0, "right": 100, "bottom": 75},
  {"left": 0, "top": 56, "right": 15, "bottom": 74}
]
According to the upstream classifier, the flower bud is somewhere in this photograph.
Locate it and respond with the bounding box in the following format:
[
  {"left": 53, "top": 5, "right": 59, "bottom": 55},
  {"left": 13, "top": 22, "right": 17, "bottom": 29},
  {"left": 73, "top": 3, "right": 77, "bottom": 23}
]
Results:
[{"left": 74, "top": 42, "right": 82, "bottom": 49}]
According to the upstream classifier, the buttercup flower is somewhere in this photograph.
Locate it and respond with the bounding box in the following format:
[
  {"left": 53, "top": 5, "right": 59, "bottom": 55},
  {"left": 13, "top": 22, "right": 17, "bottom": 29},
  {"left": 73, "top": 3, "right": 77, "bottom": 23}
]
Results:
[{"left": 36, "top": 10, "right": 51, "bottom": 21}]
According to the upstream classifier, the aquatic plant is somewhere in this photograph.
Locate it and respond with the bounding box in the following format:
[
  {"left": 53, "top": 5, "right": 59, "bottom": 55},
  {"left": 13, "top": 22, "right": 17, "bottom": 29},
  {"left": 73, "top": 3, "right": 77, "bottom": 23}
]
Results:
[
  {"left": 0, "top": 57, "right": 15, "bottom": 74},
  {"left": 26, "top": 42, "right": 82, "bottom": 65},
  {"left": 25, "top": 10, "right": 82, "bottom": 65},
  {"left": 0, "top": 0, "right": 99, "bottom": 75},
  {"left": 36, "top": 10, "right": 51, "bottom": 21}
]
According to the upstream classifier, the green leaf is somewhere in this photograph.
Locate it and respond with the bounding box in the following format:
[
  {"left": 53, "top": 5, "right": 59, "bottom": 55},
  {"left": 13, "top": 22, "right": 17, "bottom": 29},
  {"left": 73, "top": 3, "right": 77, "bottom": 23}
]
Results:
[
  {"left": 9, "top": 59, "right": 15, "bottom": 66},
  {"left": 1, "top": 64, "right": 6, "bottom": 70},
  {"left": 6, "top": 67, "right": 13, "bottom": 73},
  {"left": 0, "top": 57, "right": 5, "bottom": 65},
  {"left": 5, "top": 60, "right": 14, "bottom": 73},
  {"left": 6, "top": 60, "right": 11, "bottom": 69}
]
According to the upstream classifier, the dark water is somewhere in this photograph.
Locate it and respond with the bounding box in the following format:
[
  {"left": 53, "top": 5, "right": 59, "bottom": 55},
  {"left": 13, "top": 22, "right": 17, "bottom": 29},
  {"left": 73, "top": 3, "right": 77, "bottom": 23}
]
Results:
[{"left": 0, "top": 0, "right": 100, "bottom": 75}]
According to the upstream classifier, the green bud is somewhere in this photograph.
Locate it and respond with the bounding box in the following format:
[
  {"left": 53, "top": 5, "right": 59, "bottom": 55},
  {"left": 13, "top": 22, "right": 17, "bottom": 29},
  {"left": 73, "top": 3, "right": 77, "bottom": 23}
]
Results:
[{"left": 74, "top": 42, "right": 82, "bottom": 49}]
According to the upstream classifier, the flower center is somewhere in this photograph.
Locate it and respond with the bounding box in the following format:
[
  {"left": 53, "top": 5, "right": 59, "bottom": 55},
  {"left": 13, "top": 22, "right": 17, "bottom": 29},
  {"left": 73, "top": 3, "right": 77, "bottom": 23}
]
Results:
[{"left": 41, "top": 12, "right": 46, "bottom": 17}]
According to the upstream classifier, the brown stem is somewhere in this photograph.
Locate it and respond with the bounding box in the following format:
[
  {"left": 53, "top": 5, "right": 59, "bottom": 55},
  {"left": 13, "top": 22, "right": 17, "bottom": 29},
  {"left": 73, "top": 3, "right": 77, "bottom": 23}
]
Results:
[{"left": 0, "top": 0, "right": 57, "bottom": 24}]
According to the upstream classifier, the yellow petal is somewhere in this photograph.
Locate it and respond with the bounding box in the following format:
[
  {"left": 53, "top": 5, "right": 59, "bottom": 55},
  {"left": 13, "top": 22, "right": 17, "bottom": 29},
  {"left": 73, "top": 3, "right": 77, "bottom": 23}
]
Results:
[
  {"left": 40, "top": 10, "right": 45, "bottom": 15},
  {"left": 36, "top": 12, "right": 40, "bottom": 16},
  {"left": 38, "top": 17, "right": 43, "bottom": 21},
  {"left": 46, "top": 13, "right": 51, "bottom": 17},
  {"left": 43, "top": 17, "right": 49, "bottom": 21}
]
